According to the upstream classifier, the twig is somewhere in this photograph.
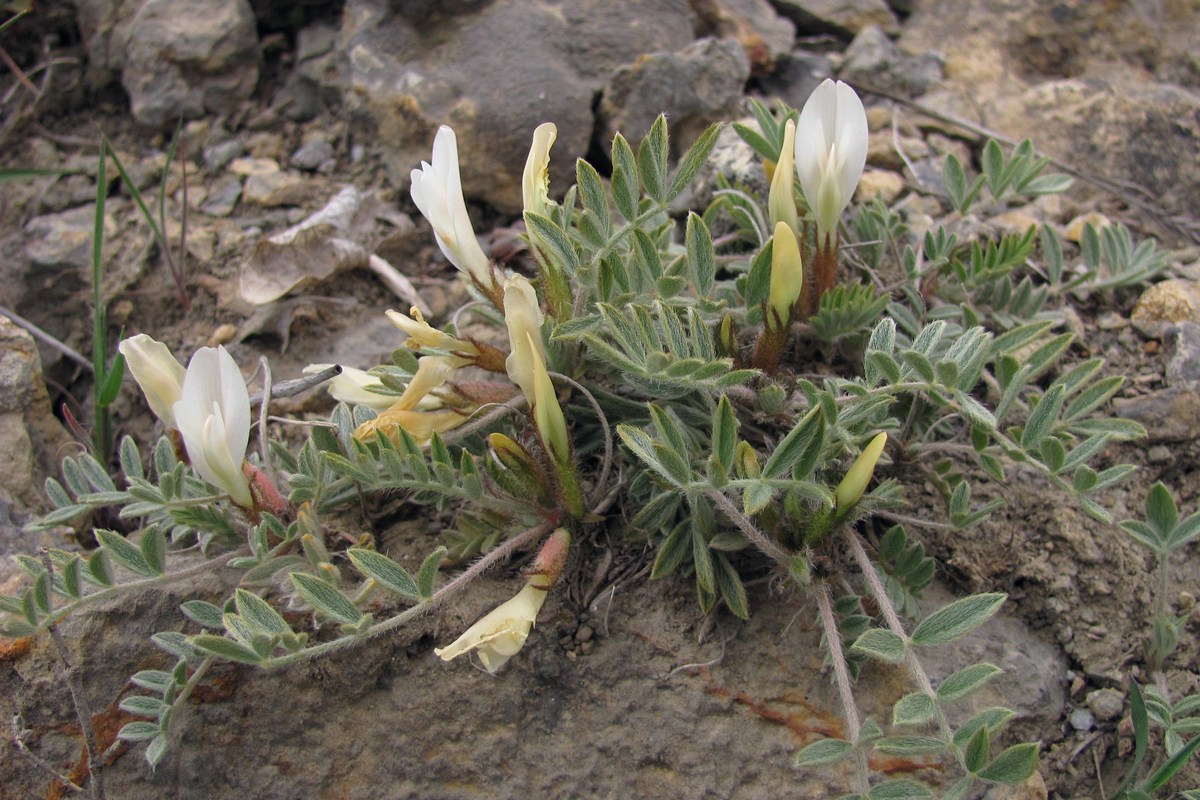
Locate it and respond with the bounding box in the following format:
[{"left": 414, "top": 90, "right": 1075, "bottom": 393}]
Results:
[
  {"left": 12, "top": 714, "right": 86, "bottom": 794},
  {"left": 256, "top": 357, "right": 272, "bottom": 468},
  {"left": 874, "top": 510, "right": 957, "bottom": 532},
  {"left": 441, "top": 394, "right": 524, "bottom": 445},
  {"left": 0, "top": 305, "right": 93, "bottom": 370},
  {"left": 817, "top": 587, "right": 870, "bottom": 793},
  {"left": 367, "top": 254, "right": 431, "bottom": 317},
  {"left": 38, "top": 551, "right": 105, "bottom": 800},
  {"left": 247, "top": 365, "right": 341, "bottom": 406}
]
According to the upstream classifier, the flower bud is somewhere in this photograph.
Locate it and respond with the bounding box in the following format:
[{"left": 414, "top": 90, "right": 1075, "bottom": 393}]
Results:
[
  {"left": 385, "top": 307, "right": 480, "bottom": 356},
  {"left": 768, "top": 118, "right": 798, "bottom": 233},
  {"left": 529, "top": 332, "right": 570, "bottom": 463},
  {"left": 768, "top": 221, "right": 803, "bottom": 329},
  {"left": 502, "top": 275, "right": 547, "bottom": 403},
  {"left": 834, "top": 432, "right": 887, "bottom": 511}
]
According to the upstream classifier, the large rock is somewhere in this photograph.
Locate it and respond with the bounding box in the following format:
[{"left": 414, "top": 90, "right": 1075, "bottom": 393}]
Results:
[
  {"left": 599, "top": 37, "right": 751, "bottom": 150},
  {"left": 773, "top": 0, "right": 900, "bottom": 36},
  {"left": 0, "top": 318, "right": 73, "bottom": 512},
  {"left": 339, "top": 0, "right": 748, "bottom": 212},
  {"left": 76, "top": 0, "right": 260, "bottom": 127}
]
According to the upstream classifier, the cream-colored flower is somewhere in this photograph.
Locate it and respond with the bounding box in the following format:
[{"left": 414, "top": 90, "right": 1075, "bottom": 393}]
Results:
[
  {"left": 434, "top": 580, "right": 548, "bottom": 672},
  {"left": 436, "top": 529, "right": 569, "bottom": 672},
  {"left": 352, "top": 355, "right": 470, "bottom": 446},
  {"left": 173, "top": 346, "right": 253, "bottom": 508},
  {"left": 795, "top": 79, "right": 868, "bottom": 242},
  {"left": 768, "top": 118, "right": 798, "bottom": 233},
  {"left": 502, "top": 275, "right": 546, "bottom": 403},
  {"left": 768, "top": 221, "right": 803, "bottom": 328},
  {"left": 303, "top": 364, "right": 396, "bottom": 411},
  {"left": 529, "top": 332, "right": 569, "bottom": 462},
  {"left": 385, "top": 307, "right": 480, "bottom": 356},
  {"left": 119, "top": 334, "right": 186, "bottom": 428},
  {"left": 522, "top": 122, "right": 557, "bottom": 218},
  {"left": 410, "top": 126, "right": 492, "bottom": 288},
  {"left": 834, "top": 432, "right": 887, "bottom": 511}
]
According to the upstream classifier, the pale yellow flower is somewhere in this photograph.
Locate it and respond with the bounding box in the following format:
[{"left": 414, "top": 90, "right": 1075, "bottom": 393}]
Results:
[
  {"left": 303, "top": 364, "right": 396, "bottom": 411},
  {"left": 502, "top": 275, "right": 546, "bottom": 403},
  {"left": 119, "top": 334, "right": 186, "bottom": 428},
  {"left": 522, "top": 122, "right": 557, "bottom": 218},
  {"left": 385, "top": 307, "right": 480, "bottom": 356},
  {"left": 768, "top": 221, "right": 803, "bottom": 328}
]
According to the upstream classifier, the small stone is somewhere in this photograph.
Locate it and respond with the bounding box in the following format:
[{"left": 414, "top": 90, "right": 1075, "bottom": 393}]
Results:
[
  {"left": 1147, "top": 445, "right": 1172, "bottom": 464},
  {"left": 1114, "top": 387, "right": 1200, "bottom": 442},
  {"left": 204, "top": 139, "right": 245, "bottom": 174},
  {"left": 579, "top": 640, "right": 594, "bottom": 655},
  {"left": 1086, "top": 688, "right": 1125, "bottom": 722},
  {"left": 991, "top": 208, "right": 1040, "bottom": 237},
  {"left": 1167, "top": 322, "right": 1200, "bottom": 389},
  {"left": 1065, "top": 212, "right": 1112, "bottom": 243},
  {"left": 24, "top": 207, "right": 117, "bottom": 271},
  {"left": 1068, "top": 707, "right": 1095, "bottom": 731},
  {"left": 575, "top": 625, "right": 594, "bottom": 643},
  {"left": 291, "top": 139, "right": 334, "bottom": 172},
  {"left": 855, "top": 169, "right": 904, "bottom": 204},
  {"left": 1131, "top": 279, "right": 1200, "bottom": 339},
  {"left": 201, "top": 179, "right": 243, "bottom": 217},
  {"left": 1096, "top": 312, "right": 1128, "bottom": 331},
  {"left": 1179, "top": 591, "right": 1195, "bottom": 612},
  {"left": 773, "top": 0, "right": 899, "bottom": 36},
  {"left": 209, "top": 323, "right": 239, "bottom": 346},
  {"left": 229, "top": 157, "right": 280, "bottom": 177},
  {"left": 243, "top": 172, "right": 310, "bottom": 207}
]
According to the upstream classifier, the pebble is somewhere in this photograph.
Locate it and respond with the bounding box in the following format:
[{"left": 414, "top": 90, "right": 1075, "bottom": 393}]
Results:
[
  {"left": 291, "top": 139, "right": 334, "bottom": 171},
  {"left": 1167, "top": 321, "right": 1200, "bottom": 389},
  {"left": 204, "top": 139, "right": 245, "bottom": 174},
  {"left": 1065, "top": 212, "right": 1112, "bottom": 243},
  {"left": 855, "top": 169, "right": 904, "bottom": 204},
  {"left": 1147, "top": 445, "right": 1173, "bottom": 464},
  {"left": 208, "top": 323, "right": 239, "bottom": 346},
  {"left": 1131, "top": 279, "right": 1200, "bottom": 339},
  {"left": 575, "top": 624, "right": 594, "bottom": 643},
  {"left": 1068, "top": 707, "right": 1095, "bottom": 731},
  {"left": 229, "top": 157, "right": 280, "bottom": 177},
  {"left": 243, "top": 172, "right": 310, "bottom": 207},
  {"left": 1086, "top": 688, "right": 1124, "bottom": 722},
  {"left": 201, "top": 179, "right": 243, "bottom": 217}
]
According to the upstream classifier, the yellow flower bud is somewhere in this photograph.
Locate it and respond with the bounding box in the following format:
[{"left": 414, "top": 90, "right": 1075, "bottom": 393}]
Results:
[
  {"left": 502, "top": 275, "right": 546, "bottom": 403},
  {"left": 768, "top": 118, "right": 798, "bottom": 233},
  {"left": 768, "top": 221, "right": 804, "bottom": 329},
  {"left": 119, "top": 334, "right": 186, "bottom": 428},
  {"left": 834, "top": 432, "right": 887, "bottom": 511},
  {"left": 529, "top": 332, "right": 570, "bottom": 463}
]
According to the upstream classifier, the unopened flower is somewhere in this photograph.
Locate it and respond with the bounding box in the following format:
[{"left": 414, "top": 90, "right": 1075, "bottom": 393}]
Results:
[
  {"left": 834, "top": 432, "right": 887, "bottom": 511},
  {"left": 119, "top": 334, "right": 186, "bottom": 428},
  {"left": 502, "top": 275, "right": 546, "bottom": 403},
  {"left": 522, "top": 122, "right": 557, "bottom": 218},
  {"left": 796, "top": 79, "right": 868, "bottom": 243},
  {"left": 529, "top": 332, "right": 569, "bottom": 462},
  {"left": 173, "top": 346, "right": 253, "bottom": 508},
  {"left": 303, "top": 364, "right": 396, "bottom": 411},
  {"left": 768, "top": 118, "right": 798, "bottom": 233},
  {"left": 436, "top": 529, "right": 569, "bottom": 672},
  {"left": 410, "top": 126, "right": 493, "bottom": 289},
  {"left": 768, "top": 221, "right": 804, "bottom": 328}
]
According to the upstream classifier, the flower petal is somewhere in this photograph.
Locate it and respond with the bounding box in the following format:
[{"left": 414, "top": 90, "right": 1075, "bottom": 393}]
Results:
[
  {"left": 118, "top": 334, "right": 185, "bottom": 427},
  {"left": 502, "top": 275, "right": 546, "bottom": 402}
]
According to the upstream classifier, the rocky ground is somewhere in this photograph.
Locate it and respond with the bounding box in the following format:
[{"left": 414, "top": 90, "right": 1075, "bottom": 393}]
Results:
[{"left": 1, "top": 1, "right": 1199, "bottom": 798}]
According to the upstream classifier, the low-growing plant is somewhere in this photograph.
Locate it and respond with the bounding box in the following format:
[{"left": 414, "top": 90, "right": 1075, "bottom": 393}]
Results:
[{"left": 5, "top": 80, "right": 1198, "bottom": 798}]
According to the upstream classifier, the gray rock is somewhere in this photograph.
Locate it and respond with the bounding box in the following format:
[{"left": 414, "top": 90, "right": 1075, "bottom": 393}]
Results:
[
  {"left": 290, "top": 140, "right": 334, "bottom": 172},
  {"left": 77, "top": 0, "right": 260, "bottom": 127},
  {"left": 204, "top": 139, "right": 246, "bottom": 175},
  {"left": 841, "top": 24, "right": 943, "bottom": 96},
  {"left": 694, "top": 0, "right": 795, "bottom": 72},
  {"left": 1168, "top": 322, "right": 1200, "bottom": 390},
  {"left": 756, "top": 51, "right": 834, "bottom": 110},
  {"left": 242, "top": 172, "right": 311, "bottom": 207},
  {"left": 772, "top": 0, "right": 900, "bottom": 37},
  {"left": 599, "top": 37, "right": 751, "bottom": 150},
  {"left": 338, "top": 0, "right": 697, "bottom": 212},
  {"left": 24, "top": 206, "right": 116, "bottom": 273},
  {"left": 1114, "top": 387, "right": 1200, "bottom": 442},
  {"left": 200, "top": 179, "right": 243, "bottom": 217},
  {"left": 1086, "top": 687, "right": 1125, "bottom": 722},
  {"left": 0, "top": 318, "right": 73, "bottom": 512},
  {"left": 1068, "top": 707, "right": 1095, "bottom": 731}
]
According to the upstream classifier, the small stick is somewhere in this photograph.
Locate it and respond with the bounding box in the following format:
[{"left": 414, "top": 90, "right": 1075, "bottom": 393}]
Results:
[
  {"left": 0, "top": 305, "right": 93, "bottom": 371},
  {"left": 247, "top": 365, "right": 341, "bottom": 406},
  {"left": 367, "top": 254, "right": 432, "bottom": 318}
]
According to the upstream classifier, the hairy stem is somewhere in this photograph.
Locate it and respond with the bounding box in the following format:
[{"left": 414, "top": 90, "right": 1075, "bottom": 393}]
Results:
[
  {"left": 706, "top": 489, "right": 790, "bottom": 564},
  {"left": 816, "top": 586, "right": 870, "bottom": 792}
]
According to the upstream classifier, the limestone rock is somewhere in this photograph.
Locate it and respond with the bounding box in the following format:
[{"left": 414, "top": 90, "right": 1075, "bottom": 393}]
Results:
[
  {"left": 695, "top": 0, "right": 796, "bottom": 71},
  {"left": 0, "top": 318, "right": 73, "bottom": 511},
  {"left": 1131, "top": 279, "right": 1200, "bottom": 339},
  {"left": 840, "top": 24, "right": 942, "bottom": 96},
  {"left": 339, "top": 0, "right": 697, "bottom": 213},
  {"left": 855, "top": 169, "right": 905, "bottom": 204},
  {"left": 599, "top": 37, "right": 751, "bottom": 149},
  {"left": 76, "top": 0, "right": 260, "bottom": 128}
]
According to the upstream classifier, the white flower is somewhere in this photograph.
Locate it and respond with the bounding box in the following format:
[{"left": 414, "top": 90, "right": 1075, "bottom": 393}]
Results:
[
  {"left": 795, "top": 79, "right": 868, "bottom": 242},
  {"left": 502, "top": 275, "right": 546, "bottom": 403},
  {"left": 522, "top": 122, "right": 557, "bottom": 218},
  {"left": 768, "top": 118, "right": 798, "bottom": 233},
  {"left": 119, "top": 334, "right": 186, "bottom": 428},
  {"left": 173, "top": 347, "right": 253, "bottom": 508},
  {"left": 303, "top": 364, "right": 396, "bottom": 411},
  {"left": 410, "top": 126, "right": 492, "bottom": 288},
  {"left": 434, "top": 581, "right": 548, "bottom": 672}
]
